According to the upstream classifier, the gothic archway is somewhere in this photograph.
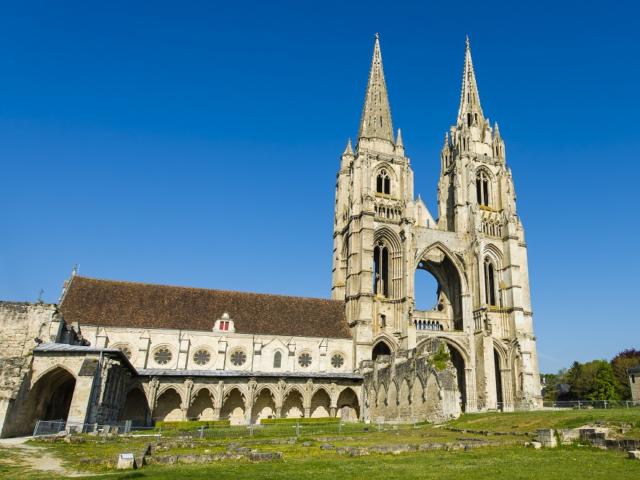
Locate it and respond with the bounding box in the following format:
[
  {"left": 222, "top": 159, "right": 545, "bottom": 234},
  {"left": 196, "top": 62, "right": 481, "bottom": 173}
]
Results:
[
  {"left": 415, "top": 245, "right": 466, "bottom": 331},
  {"left": 251, "top": 388, "right": 276, "bottom": 424},
  {"left": 119, "top": 388, "right": 151, "bottom": 427},
  {"left": 28, "top": 367, "right": 76, "bottom": 427},
  {"left": 221, "top": 388, "right": 246, "bottom": 425},
  {"left": 310, "top": 389, "right": 331, "bottom": 418},
  {"left": 188, "top": 388, "right": 216, "bottom": 421},
  {"left": 336, "top": 387, "right": 360, "bottom": 421},
  {"left": 282, "top": 389, "right": 304, "bottom": 419},
  {"left": 372, "top": 340, "right": 392, "bottom": 361},
  {"left": 154, "top": 388, "right": 182, "bottom": 422}
]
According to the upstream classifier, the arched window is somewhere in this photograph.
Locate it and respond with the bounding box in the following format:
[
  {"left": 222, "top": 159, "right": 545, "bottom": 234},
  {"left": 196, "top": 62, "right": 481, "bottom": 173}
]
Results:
[
  {"left": 476, "top": 170, "right": 491, "bottom": 207},
  {"left": 484, "top": 258, "right": 497, "bottom": 306},
  {"left": 372, "top": 341, "right": 391, "bottom": 361},
  {"left": 373, "top": 242, "right": 389, "bottom": 297},
  {"left": 273, "top": 351, "right": 282, "bottom": 369},
  {"left": 376, "top": 169, "right": 391, "bottom": 195}
]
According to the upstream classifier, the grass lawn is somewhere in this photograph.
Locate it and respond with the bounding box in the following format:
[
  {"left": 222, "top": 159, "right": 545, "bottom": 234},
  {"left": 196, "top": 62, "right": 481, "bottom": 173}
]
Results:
[
  {"left": 0, "top": 408, "right": 638, "bottom": 479},
  {"left": 449, "top": 408, "right": 640, "bottom": 435}
]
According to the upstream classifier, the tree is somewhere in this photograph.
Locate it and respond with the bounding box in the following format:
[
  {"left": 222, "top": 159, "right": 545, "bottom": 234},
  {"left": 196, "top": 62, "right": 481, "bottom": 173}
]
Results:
[
  {"left": 611, "top": 348, "right": 640, "bottom": 400},
  {"left": 586, "top": 361, "right": 620, "bottom": 401},
  {"left": 561, "top": 360, "right": 620, "bottom": 401}
]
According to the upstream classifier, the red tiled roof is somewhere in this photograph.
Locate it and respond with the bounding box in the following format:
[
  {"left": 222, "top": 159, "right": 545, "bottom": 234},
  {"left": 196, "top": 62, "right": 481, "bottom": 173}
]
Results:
[{"left": 59, "top": 276, "right": 351, "bottom": 339}]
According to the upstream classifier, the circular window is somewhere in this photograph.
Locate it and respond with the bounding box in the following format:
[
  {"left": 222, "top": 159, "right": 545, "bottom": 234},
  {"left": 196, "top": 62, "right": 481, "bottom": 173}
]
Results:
[
  {"left": 331, "top": 353, "right": 344, "bottom": 369},
  {"left": 193, "top": 349, "right": 211, "bottom": 366},
  {"left": 153, "top": 347, "right": 173, "bottom": 365},
  {"left": 298, "top": 352, "right": 312, "bottom": 368},
  {"left": 230, "top": 350, "right": 247, "bottom": 367},
  {"left": 112, "top": 344, "right": 133, "bottom": 360}
]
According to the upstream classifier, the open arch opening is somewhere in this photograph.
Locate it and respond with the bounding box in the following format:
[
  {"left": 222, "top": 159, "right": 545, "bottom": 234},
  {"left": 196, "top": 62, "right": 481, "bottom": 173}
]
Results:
[
  {"left": 310, "top": 389, "right": 331, "bottom": 418},
  {"left": 27, "top": 367, "right": 76, "bottom": 430},
  {"left": 119, "top": 388, "right": 151, "bottom": 427},
  {"left": 447, "top": 346, "right": 467, "bottom": 412},
  {"left": 252, "top": 389, "right": 276, "bottom": 424},
  {"left": 415, "top": 248, "right": 464, "bottom": 331},
  {"left": 188, "top": 389, "right": 215, "bottom": 421},
  {"left": 372, "top": 341, "right": 392, "bottom": 361},
  {"left": 336, "top": 387, "right": 360, "bottom": 422},
  {"left": 282, "top": 390, "right": 304, "bottom": 419},
  {"left": 414, "top": 269, "right": 439, "bottom": 311},
  {"left": 154, "top": 388, "right": 182, "bottom": 422},
  {"left": 221, "top": 388, "right": 246, "bottom": 425}
]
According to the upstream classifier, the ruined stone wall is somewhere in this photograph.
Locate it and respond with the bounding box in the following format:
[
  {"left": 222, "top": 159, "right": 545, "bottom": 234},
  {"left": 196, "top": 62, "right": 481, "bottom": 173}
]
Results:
[
  {"left": 362, "top": 341, "right": 461, "bottom": 424},
  {"left": 0, "top": 302, "right": 59, "bottom": 437},
  {"left": 630, "top": 369, "right": 640, "bottom": 403}
]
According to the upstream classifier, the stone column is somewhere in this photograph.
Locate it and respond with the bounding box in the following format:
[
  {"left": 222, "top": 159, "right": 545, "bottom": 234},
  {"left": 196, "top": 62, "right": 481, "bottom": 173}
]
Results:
[
  {"left": 182, "top": 379, "right": 194, "bottom": 420},
  {"left": 501, "top": 369, "right": 514, "bottom": 412},
  {"left": 464, "top": 367, "right": 478, "bottom": 412}
]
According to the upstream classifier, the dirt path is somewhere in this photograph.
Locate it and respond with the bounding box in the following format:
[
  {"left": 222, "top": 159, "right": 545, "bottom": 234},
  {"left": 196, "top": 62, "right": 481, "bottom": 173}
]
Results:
[{"left": 0, "top": 436, "right": 93, "bottom": 477}]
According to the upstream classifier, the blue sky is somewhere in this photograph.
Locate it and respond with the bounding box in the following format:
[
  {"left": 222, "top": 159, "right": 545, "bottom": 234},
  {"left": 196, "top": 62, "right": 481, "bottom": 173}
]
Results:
[{"left": 1, "top": 1, "right": 638, "bottom": 373}]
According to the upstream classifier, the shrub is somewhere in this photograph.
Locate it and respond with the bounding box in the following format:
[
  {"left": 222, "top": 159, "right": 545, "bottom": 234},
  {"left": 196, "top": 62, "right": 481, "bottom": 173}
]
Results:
[
  {"left": 155, "top": 419, "right": 230, "bottom": 430},
  {"left": 259, "top": 417, "right": 341, "bottom": 425}
]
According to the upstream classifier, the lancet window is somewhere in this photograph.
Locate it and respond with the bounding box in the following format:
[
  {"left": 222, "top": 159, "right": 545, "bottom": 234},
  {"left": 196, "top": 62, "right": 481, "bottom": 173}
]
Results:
[
  {"left": 373, "top": 241, "right": 389, "bottom": 297},
  {"left": 476, "top": 170, "right": 491, "bottom": 207},
  {"left": 376, "top": 169, "right": 391, "bottom": 195},
  {"left": 484, "top": 258, "right": 497, "bottom": 306}
]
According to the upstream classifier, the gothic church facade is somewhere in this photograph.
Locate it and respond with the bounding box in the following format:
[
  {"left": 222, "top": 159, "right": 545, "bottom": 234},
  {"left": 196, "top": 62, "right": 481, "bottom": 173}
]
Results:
[{"left": 0, "top": 37, "right": 541, "bottom": 438}]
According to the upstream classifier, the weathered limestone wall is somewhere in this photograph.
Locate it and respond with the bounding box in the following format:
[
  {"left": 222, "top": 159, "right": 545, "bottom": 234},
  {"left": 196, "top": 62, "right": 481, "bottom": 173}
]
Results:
[
  {"left": 0, "top": 302, "right": 58, "bottom": 437},
  {"left": 362, "top": 341, "right": 461, "bottom": 424}
]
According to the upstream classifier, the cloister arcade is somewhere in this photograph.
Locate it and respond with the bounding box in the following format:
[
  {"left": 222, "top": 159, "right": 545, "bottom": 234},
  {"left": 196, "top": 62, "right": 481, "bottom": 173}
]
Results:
[{"left": 127, "top": 377, "right": 362, "bottom": 426}]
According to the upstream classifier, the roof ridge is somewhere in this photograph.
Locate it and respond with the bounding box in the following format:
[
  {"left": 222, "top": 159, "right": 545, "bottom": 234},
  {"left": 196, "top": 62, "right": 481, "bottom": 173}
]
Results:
[{"left": 72, "top": 275, "right": 342, "bottom": 304}]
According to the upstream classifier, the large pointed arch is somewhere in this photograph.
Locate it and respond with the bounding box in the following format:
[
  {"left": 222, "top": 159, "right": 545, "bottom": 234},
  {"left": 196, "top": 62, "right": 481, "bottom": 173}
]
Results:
[
  {"left": 414, "top": 242, "right": 468, "bottom": 331},
  {"left": 414, "top": 242, "right": 469, "bottom": 294},
  {"left": 417, "top": 336, "right": 471, "bottom": 411}
]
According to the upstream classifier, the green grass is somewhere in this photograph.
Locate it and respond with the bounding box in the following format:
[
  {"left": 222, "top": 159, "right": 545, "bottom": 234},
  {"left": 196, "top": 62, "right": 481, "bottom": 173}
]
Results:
[
  {"left": 2, "top": 446, "right": 639, "bottom": 480},
  {"left": 449, "top": 408, "right": 640, "bottom": 435},
  {"left": 1, "top": 408, "right": 639, "bottom": 479}
]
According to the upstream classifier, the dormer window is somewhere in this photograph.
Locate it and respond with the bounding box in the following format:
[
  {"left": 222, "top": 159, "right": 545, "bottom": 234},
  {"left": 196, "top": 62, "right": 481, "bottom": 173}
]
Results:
[
  {"left": 213, "top": 312, "right": 235, "bottom": 333},
  {"left": 376, "top": 169, "right": 391, "bottom": 195}
]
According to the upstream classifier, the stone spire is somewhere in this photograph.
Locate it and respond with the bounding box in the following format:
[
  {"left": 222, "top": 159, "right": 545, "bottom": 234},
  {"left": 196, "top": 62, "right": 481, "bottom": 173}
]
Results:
[
  {"left": 342, "top": 138, "right": 354, "bottom": 156},
  {"left": 457, "top": 36, "right": 484, "bottom": 126},
  {"left": 358, "top": 33, "right": 394, "bottom": 143}
]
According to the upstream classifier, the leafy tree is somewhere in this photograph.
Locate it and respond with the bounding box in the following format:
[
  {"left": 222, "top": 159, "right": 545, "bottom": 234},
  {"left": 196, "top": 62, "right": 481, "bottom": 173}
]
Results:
[
  {"left": 560, "top": 360, "right": 620, "bottom": 401},
  {"left": 540, "top": 373, "right": 559, "bottom": 401},
  {"left": 586, "top": 361, "right": 620, "bottom": 401},
  {"left": 611, "top": 348, "right": 640, "bottom": 400}
]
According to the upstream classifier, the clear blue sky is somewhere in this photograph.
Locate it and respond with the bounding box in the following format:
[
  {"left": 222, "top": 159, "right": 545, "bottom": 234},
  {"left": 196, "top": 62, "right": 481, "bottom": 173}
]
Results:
[{"left": 1, "top": 1, "right": 638, "bottom": 373}]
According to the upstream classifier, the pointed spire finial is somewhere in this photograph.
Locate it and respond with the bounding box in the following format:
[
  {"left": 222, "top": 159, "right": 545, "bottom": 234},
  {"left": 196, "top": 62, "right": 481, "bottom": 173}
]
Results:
[
  {"left": 396, "top": 128, "right": 403, "bottom": 147},
  {"left": 457, "top": 36, "right": 484, "bottom": 126},
  {"left": 493, "top": 121, "right": 502, "bottom": 141},
  {"left": 358, "top": 34, "right": 394, "bottom": 143},
  {"left": 343, "top": 137, "right": 354, "bottom": 156}
]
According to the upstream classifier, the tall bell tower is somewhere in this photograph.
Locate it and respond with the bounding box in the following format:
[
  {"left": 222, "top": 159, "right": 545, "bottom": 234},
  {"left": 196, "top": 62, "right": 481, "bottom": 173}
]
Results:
[
  {"left": 437, "top": 37, "right": 541, "bottom": 409},
  {"left": 331, "top": 35, "right": 416, "bottom": 366}
]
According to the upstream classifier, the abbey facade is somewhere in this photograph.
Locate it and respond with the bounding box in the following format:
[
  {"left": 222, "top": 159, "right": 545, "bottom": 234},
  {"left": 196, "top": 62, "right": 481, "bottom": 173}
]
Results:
[{"left": 0, "top": 37, "right": 541, "bottom": 438}]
